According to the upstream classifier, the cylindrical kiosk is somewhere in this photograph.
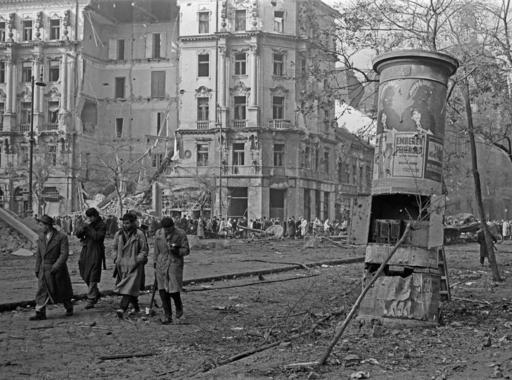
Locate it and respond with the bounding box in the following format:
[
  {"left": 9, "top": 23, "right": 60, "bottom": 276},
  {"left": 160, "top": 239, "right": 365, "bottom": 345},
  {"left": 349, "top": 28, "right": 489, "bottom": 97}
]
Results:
[{"left": 358, "top": 50, "right": 458, "bottom": 327}]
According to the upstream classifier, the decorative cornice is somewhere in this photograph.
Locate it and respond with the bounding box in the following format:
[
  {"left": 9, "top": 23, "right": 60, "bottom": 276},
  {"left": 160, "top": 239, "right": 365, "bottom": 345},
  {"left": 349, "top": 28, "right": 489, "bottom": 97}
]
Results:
[{"left": 178, "top": 129, "right": 216, "bottom": 135}]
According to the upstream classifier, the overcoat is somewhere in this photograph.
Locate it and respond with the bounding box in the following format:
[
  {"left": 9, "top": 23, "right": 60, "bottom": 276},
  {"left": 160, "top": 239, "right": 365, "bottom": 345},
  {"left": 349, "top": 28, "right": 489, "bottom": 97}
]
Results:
[
  {"left": 154, "top": 227, "right": 190, "bottom": 293},
  {"left": 76, "top": 217, "right": 107, "bottom": 283},
  {"left": 112, "top": 228, "right": 148, "bottom": 297},
  {"left": 34, "top": 229, "right": 73, "bottom": 304},
  {"left": 287, "top": 219, "right": 296, "bottom": 237}
]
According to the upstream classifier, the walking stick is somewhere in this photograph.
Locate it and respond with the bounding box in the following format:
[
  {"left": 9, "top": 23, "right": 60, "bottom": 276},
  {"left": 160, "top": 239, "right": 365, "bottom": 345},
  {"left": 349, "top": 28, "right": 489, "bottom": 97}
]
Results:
[{"left": 147, "top": 277, "right": 159, "bottom": 316}]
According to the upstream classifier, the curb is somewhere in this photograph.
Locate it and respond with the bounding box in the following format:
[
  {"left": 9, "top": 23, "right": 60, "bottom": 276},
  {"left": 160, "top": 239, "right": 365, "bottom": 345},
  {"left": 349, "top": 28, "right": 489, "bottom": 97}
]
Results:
[{"left": 0, "top": 256, "right": 365, "bottom": 313}]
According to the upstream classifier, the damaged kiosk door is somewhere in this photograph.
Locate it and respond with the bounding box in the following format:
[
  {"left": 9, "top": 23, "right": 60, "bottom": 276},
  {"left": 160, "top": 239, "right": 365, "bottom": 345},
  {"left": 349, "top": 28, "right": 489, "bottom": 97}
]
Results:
[{"left": 356, "top": 50, "right": 458, "bottom": 328}]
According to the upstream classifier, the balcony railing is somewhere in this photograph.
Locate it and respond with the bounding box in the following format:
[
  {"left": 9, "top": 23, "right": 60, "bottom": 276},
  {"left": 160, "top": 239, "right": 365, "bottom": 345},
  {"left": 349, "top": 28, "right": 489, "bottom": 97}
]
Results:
[
  {"left": 41, "top": 123, "right": 59, "bottom": 132},
  {"left": 233, "top": 120, "right": 246, "bottom": 129},
  {"left": 17, "top": 124, "right": 30, "bottom": 133},
  {"left": 197, "top": 121, "right": 210, "bottom": 130},
  {"left": 268, "top": 120, "right": 292, "bottom": 129}
]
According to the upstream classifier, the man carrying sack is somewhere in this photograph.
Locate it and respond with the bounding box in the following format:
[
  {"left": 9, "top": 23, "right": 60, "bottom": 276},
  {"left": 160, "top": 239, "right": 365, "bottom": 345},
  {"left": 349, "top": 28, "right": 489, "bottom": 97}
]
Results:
[
  {"left": 112, "top": 213, "right": 148, "bottom": 318},
  {"left": 154, "top": 217, "right": 190, "bottom": 324},
  {"left": 30, "top": 215, "right": 74, "bottom": 321},
  {"left": 75, "top": 207, "right": 107, "bottom": 309}
]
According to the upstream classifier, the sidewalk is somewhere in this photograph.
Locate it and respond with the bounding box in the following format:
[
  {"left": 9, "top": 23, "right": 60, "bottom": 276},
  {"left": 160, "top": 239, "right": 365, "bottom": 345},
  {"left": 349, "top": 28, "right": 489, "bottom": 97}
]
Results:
[{"left": 1, "top": 236, "right": 365, "bottom": 311}]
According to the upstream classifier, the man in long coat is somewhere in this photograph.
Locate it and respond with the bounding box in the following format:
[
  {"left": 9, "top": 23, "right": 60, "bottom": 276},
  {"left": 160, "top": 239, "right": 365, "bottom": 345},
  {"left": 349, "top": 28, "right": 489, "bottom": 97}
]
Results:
[
  {"left": 29, "top": 215, "right": 74, "bottom": 320},
  {"left": 75, "top": 207, "right": 107, "bottom": 309},
  {"left": 154, "top": 217, "right": 190, "bottom": 324},
  {"left": 112, "top": 213, "right": 148, "bottom": 318}
]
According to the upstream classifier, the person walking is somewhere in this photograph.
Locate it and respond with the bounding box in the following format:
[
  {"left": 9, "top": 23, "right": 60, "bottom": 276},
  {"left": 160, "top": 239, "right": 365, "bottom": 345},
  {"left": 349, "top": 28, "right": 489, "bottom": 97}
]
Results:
[
  {"left": 112, "top": 213, "right": 148, "bottom": 318},
  {"left": 29, "top": 215, "right": 74, "bottom": 321},
  {"left": 502, "top": 220, "right": 510, "bottom": 241},
  {"left": 75, "top": 207, "right": 107, "bottom": 309},
  {"left": 154, "top": 217, "right": 190, "bottom": 324},
  {"left": 477, "top": 225, "right": 498, "bottom": 266}
]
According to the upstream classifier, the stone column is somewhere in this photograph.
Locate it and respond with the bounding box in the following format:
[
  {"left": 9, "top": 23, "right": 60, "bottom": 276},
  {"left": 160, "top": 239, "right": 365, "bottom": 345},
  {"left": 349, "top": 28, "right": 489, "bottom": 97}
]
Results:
[
  {"left": 33, "top": 56, "right": 41, "bottom": 114},
  {"left": 247, "top": 45, "right": 259, "bottom": 128},
  {"left": 61, "top": 54, "right": 68, "bottom": 111},
  {"left": 3, "top": 55, "right": 15, "bottom": 132},
  {"left": 218, "top": 46, "right": 227, "bottom": 129},
  {"left": 67, "top": 55, "right": 74, "bottom": 112}
]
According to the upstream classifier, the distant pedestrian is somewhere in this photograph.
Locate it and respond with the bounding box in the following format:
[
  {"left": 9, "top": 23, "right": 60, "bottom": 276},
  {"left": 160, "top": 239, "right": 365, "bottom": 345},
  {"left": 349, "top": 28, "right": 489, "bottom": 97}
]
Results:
[
  {"left": 477, "top": 226, "right": 498, "bottom": 266},
  {"left": 29, "top": 215, "right": 74, "bottom": 321},
  {"left": 154, "top": 217, "right": 190, "bottom": 324},
  {"left": 75, "top": 208, "right": 107, "bottom": 309},
  {"left": 112, "top": 213, "right": 148, "bottom": 318}
]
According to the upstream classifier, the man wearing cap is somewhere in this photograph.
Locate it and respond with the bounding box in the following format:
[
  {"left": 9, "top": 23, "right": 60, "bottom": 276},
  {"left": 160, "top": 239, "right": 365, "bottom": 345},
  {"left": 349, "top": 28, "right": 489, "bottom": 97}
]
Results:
[
  {"left": 154, "top": 217, "right": 190, "bottom": 324},
  {"left": 29, "top": 215, "right": 74, "bottom": 320},
  {"left": 112, "top": 213, "right": 148, "bottom": 318},
  {"left": 75, "top": 207, "right": 107, "bottom": 309}
]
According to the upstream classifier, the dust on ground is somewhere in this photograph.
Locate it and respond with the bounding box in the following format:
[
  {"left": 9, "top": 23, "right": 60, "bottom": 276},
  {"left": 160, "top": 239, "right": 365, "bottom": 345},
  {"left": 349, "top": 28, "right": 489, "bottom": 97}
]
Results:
[{"left": 2, "top": 240, "right": 512, "bottom": 379}]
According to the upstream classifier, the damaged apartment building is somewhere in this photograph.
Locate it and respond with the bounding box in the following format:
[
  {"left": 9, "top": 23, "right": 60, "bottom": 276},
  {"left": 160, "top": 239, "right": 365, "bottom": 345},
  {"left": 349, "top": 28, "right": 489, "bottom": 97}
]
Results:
[{"left": 0, "top": 0, "right": 373, "bottom": 220}]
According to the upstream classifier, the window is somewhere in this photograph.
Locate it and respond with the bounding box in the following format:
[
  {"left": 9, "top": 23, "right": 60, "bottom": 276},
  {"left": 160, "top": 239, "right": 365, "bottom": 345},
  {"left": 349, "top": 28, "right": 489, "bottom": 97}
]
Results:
[
  {"left": 151, "top": 71, "right": 166, "bottom": 98},
  {"left": 156, "top": 112, "right": 164, "bottom": 135},
  {"left": 152, "top": 34, "right": 161, "bottom": 58},
  {"left": 43, "top": 187, "right": 59, "bottom": 197},
  {"left": 323, "top": 192, "right": 330, "bottom": 221},
  {"left": 235, "top": 10, "right": 246, "bottom": 31},
  {"left": 199, "top": 12, "right": 209, "bottom": 34},
  {"left": 117, "top": 39, "right": 125, "bottom": 60},
  {"left": 49, "top": 19, "right": 60, "bottom": 40},
  {"left": 21, "top": 102, "right": 31, "bottom": 124},
  {"left": 115, "top": 118, "right": 123, "bottom": 138},
  {"left": 234, "top": 53, "right": 246, "bottom": 75},
  {"left": 272, "top": 96, "right": 284, "bottom": 119},
  {"left": 0, "top": 102, "right": 4, "bottom": 132},
  {"left": 359, "top": 166, "right": 364, "bottom": 188},
  {"left": 197, "top": 144, "right": 209, "bottom": 166},
  {"left": 49, "top": 60, "right": 59, "bottom": 82},
  {"left": 0, "top": 62, "right": 4, "bottom": 83},
  {"left": 301, "top": 58, "right": 307, "bottom": 78},
  {"left": 324, "top": 148, "right": 329, "bottom": 173},
  {"left": 366, "top": 166, "right": 372, "bottom": 187},
  {"left": 47, "top": 101, "right": 59, "bottom": 123},
  {"left": 22, "top": 62, "right": 32, "bottom": 83},
  {"left": 197, "top": 97, "right": 209, "bottom": 121},
  {"left": 198, "top": 54, "right": 209, "bottom": 77},
  {"left": 337, "top": 162, "right": 343, "bottom": 183},
  {"left": 23, "top": 20, "right": 33, "bottom": 41},
  {"left": 352, "top": 164, "right": 357, "bottom": 184},
  {"left": 273, "top": 54, "right": 284, "bottom": 76},
  {"left": 47, "top": 146, "right": 57, "bottom": 166},
  {"left": 115, "top": 77, "right": 125, "bottom": 98},
  {"left": 234, "top": 96, "right": 246, "bottom": 120},
  {"left": 274, "top": 144, "right": 285, "bottom": 167},
  {"left": 305, "top": 146, "right": 310, "bottom": 169},
  {"left": 315, "top": 147, "right": 320, "bottom": 171},
  {"left": 0, "top": 22, "right": 5, "bottom": 42},
  {"left": 233, "top": 143, "right": 245, "bottom": 166},
  {"left": 274, "top": 11, "right": 284, "bottom": 32},
  {"left": 152, "top": 153, "right": 163, "bottom": 168}
]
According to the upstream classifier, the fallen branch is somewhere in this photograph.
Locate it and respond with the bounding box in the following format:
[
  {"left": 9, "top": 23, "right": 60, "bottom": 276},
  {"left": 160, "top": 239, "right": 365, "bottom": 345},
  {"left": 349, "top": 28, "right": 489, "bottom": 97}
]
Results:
[
  {"left": 452, "top": 296, "right": 491, "bottom": 305},
  {"left": 99, "top": 352, "right": 156, "bottom": 361},
  {"left": 187, "top": 274, "right": 319, "bottom": 292},
  {"left": 317, "top": 222, "right": 412, "bottom": 366}
]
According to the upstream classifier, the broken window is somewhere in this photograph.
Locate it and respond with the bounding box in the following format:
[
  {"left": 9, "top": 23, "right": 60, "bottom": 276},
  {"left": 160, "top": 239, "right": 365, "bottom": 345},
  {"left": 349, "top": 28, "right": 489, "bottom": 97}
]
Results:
[
  {"left": 232, "top": 143, "right": 245, "bottom": 169},
  {"left": 155, "top": 112, "right": 164, "bottom": 135},
  {"left": 234, "top": 96, "right": 246, "bottom": 120},
  {"left": 20, "top": 146, "right": 29, "bottom": 165},
  {"left": 47, "top": 101, "right": 59, "bottom": 124},
  {"left": 115, "top": 77, "right": 125, "bottom": 98},
  {"left": 323, "top": 192, "right": 330, "bottom": 221},
  {"left": 324, "top": 148, "right": 330, "bottom": 173},
  {"left": 23, "top": 20, "right": 32, "bottom": 41},
  {"left": 115, "top": 118, "right": 123, "bottom": 138},
  {"left": 0, "top": 102, "right": 4, "bottom": 132},
  {"left": 49, "top": 60, "right": 59, "bottom": 82},
  {"left": 273, "top": 53, "right": 284, "bottom": 76},
  {"left": 117, "top": 39, "right": 125, "bottom": 60},
  {"left": 0, "top": 62, "right": 4, "bottom": 83},
  {"left": 305, "top": 146, "right": 310, "bottom": 169},
  {"left": 47, "top": 145, "right": 57, "bottom": 166},
  {"left": 21, "top": 102, "right": 31, "bottom": 125},
  {"left": 0, "top": 22, "right": 5, "bottom": 42},
  {"left": 153, "top": 34, "right": 161, "bottom": 58},
  {"left": 235, "top": 10, "right": 246, "bottom": 31},
  {"left": 152, "top": 153, "right": 163, "bottom": 168},
  {"left": 274, "top": 11, "right": 284, "bottom": 32},
  {"left": 273, "top": 143, "right": 285, "bottom": 167}
]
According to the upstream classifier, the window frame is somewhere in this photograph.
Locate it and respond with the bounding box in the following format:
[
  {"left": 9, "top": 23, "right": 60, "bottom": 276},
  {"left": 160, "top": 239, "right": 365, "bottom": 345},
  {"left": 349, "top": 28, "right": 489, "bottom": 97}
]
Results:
[
  {"left": 273, "top": 143, "right": 285, "bottom": 167},
  {"left": 21, "top": 102, "right": 32, "bottom": 124},
  {"left": 0, "top": 22, "right": 5, "bottom": 42},
  {"left": 48, "top": 60, "right": 59, "bottom": 82},
  {"left": 274, "top": 11, "right": 284, "bottom": 33},
  {"left": 273, "top": 53, "right": 284, "bottom": 77},
  {"left": 151, "top": 71, "right": 166, "bottom": 98},
  {"left": 232, "top": 143, "right": 245, "bottom": 166},
  {"left": 115, "top": 77, "right": 125, "bottom": 99},
  {"left": 197, "top": 97, "right": 209, "bottom": 121},
  {"left": 234, "top": 53, "right": 247, "bottom": 75},
  {"left": 152, "top": 33, "right": 161, "bottom": 58},
  {"left": 115, "top": 118, "right": 123, "bottom": 138},
  {"left": 324, "top": 148, "right": 330, "bottom": 173},
  {"left": 22, "top": 62, "right": 32, "bottom": 83},
  {"left": 197, "top": 143, "right": 209, "bottom": 166},
  {"left": 47, "top": 101, "right": 59, "bottom": 124},
  {"left": 49, "top": 19, "right": 60, "bottom": 40},
  {"left": 117, "top": 39, "right": 125, "bottom": 60},
  {"left": 0, "top": 62, "right": 4, "bottom": 84},
  {"left": 198, "top": 54, "right": 210, "bottom": 77},
  {"left": 0, "top": 102, "right": 4, "bottom": 132},
  {"left": 234, "top": 96, "right": 246, "bottom": 120},
  {"left": 272, "top": 96, "right": 284, "bottom": 120},
  {"left": 199, "top": 12, "right": 210, "bottom": 34},
  {"left": 23, "top": 20, "right": 33, "bottom": 41},
  {"left": 235, "top": 10, "right": 246, "bottom": 31}
]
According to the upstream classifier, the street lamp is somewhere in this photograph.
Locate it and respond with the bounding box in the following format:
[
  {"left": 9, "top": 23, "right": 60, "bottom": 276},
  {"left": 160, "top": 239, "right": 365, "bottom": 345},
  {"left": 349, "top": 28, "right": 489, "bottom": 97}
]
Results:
[{"left": 27, "top": 75, "right": 46, "bottom": 218}]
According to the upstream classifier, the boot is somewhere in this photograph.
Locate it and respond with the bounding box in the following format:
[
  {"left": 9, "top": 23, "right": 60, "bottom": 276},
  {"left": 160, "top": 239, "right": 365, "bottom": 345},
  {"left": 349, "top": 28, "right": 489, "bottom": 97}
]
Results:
[
  {"left": 84, "top": 299, "right": 95, "bottom": 309},
  {"left": 65, "top": 307, "right": 74, "bottom": 317},
  {"left": 29, "top": 312, "right": 47, "bottom": 321}
]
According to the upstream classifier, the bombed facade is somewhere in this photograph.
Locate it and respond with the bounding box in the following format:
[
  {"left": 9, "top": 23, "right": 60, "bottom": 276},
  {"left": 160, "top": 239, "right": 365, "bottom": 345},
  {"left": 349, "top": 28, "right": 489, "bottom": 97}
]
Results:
[{"left": 0, "top": 0, "right": 373, "bottom": 219}]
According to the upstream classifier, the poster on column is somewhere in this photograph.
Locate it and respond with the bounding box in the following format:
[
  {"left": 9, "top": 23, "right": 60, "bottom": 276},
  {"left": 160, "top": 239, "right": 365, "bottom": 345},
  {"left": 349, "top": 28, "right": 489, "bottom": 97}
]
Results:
[
  {"left": 424, "top": 135, "right": 443, "bottom": 182},
  {"left": 392, "top": 132, "right": 426, "bottom": 178}
]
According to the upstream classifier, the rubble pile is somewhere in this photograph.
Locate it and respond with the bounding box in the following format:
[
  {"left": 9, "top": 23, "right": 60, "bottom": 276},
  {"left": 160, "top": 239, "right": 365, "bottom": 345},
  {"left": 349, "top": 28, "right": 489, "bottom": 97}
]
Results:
[{"left": 0, "top": 218, "right": 32, "bottom": 254}]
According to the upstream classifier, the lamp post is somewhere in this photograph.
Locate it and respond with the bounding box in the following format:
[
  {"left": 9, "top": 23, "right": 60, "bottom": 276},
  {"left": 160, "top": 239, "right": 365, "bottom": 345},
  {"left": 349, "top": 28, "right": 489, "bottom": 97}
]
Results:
[{"left": 27, "top": 75, "right": 46, "bottom": 218}]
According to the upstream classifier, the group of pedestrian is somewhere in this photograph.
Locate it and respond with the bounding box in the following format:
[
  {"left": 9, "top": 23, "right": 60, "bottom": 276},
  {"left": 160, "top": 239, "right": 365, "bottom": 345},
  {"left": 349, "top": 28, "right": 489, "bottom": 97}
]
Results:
[{"left": 29, "top": 208, "right": 190, "bottom": 325}]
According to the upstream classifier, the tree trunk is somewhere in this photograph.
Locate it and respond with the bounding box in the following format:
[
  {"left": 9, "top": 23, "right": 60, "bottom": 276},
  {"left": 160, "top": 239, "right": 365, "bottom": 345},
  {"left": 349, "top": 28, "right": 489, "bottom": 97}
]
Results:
[
  {"left": 136, "top": 148, "right": 174, "bottom": 207},
  {"left": 463, "top": 81, "right": 502, "bottom": 282}
]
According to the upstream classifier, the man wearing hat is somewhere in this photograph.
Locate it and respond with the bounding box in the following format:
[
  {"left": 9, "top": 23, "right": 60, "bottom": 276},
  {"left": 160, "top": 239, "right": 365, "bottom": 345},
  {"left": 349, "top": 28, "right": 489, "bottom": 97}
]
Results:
[
  {"left": 30, "top": 215, "right": 74, "bottom": 320},
  {"left": 112, "top": 213, "right": 148, "bottom": 318},
  {"left": 154, "top": 217, "right": 190, "bottom": 324},
  {"left": 75, "top": 207, "right": 107, "bottom": 309}
]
